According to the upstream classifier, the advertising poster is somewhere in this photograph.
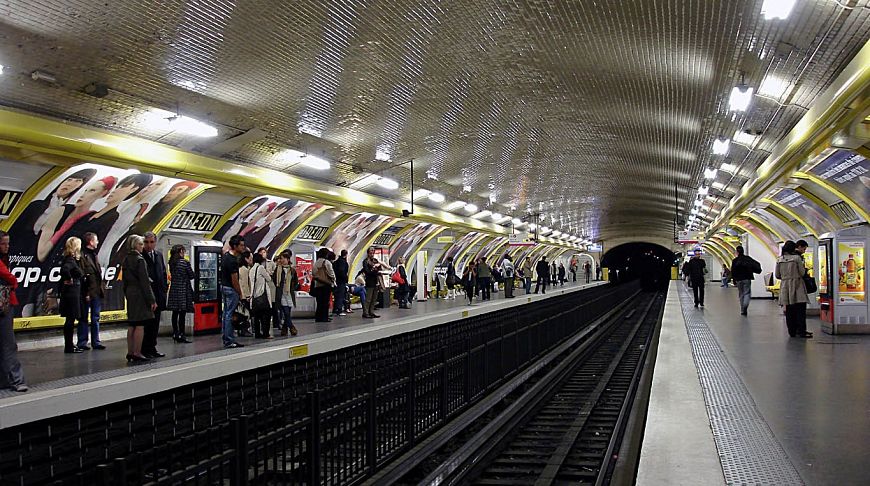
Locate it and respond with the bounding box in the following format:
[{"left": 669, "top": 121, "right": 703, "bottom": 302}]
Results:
[
  {"left": 837, "top": 241, "right": 865, "bottom": 304},
  {"left": 772, "top": 188, "right": 837, "bottom": 235},
  {"left": 818, "top": 245, "right": 829, "bottom": 294},
  {"left": 439, "top": 232, "right": 480, "bottom": 264},
  {"left": 388, "top": 223, "right": 442, "bottom": 267},
  {"left": 320, "top": 213, "right": 394, "bottom": 262},
  {"left": 735, "top": 220, "right": 779, "bottom": 257},
  {"left": 808, "top": 150, "right": 870, "bottom": 213},
  {"left": 295, "top": 253, "right": 313, "bottom": 293},
  {"left": 474, "top": 237, "right": 509, "bottom": 264},
  {"left": 5, "top": 163, "right": 204, "bottom": 320},
  {"left": 749, "top": 208, "right": 798, "bottom": 241},
  {"left": 212, "top": 196, "right": 319, "bottom": 257}
]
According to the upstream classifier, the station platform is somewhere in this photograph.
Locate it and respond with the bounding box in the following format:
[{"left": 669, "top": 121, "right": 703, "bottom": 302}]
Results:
[
  {"left": 638, "top": 284, "right": 870, "bottom": 486},
  {"left": 0, "top": 279, "right": 604, "bottom": 429}
]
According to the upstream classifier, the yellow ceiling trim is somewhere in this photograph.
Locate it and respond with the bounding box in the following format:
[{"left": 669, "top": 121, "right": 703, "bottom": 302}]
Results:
[
  {"left": 792, "top": 171, "right": 870, "bottom": 222},
  {"left": 759, "top": 198, "right": 817, "bottom": 238},
  {"left": 792, "top": 186, "right": 841, "bottom": 222},
  {"left": 741, "top": 213, "right": 784, "bottom": 242}
]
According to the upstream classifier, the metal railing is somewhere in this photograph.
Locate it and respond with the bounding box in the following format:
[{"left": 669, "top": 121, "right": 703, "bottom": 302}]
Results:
[{"left": 4, "top": 282, "right": 638, "bottom": 486}]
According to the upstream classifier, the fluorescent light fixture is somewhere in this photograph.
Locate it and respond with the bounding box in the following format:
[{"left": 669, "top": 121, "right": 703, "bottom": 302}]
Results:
[
  {"left": 0, "top": 64, "right": 4, "bottom": 75},
  {"left": 758, "top": 75, "right": 791, "bottom": 98},
  {"left": 733, "top": 130, "right": 759, "bottom": 148},
  {"left": 463, "top": 203, "right": 478, "bottom": 213},
  {"left": 379, "top": 201, "right": 395, "bottom": 208},
  {"left": 691, "top": 207, "right": 700, "bottom": 215},
  {"left": 551, "top": 231, "right": 562, "bottom": 237},
  {"left": 712, "top": 138, "right": 730, "bottom": 155},
  {"left": 444, "top": 200, "right": 466, "bottom": 211},
  {"left": 472, "top": 210, "right": 492, "bottom": 219},
  {"left": 540, "top": 226, "right": 551, "bottom": 234},
  {"left": 491, "top": 212, "right": 503, "bottom": 221},
  {"left": 413, "top": 188, "right": 431, "bottom": 199},
  {"left": 427, "top": 192, "right": 446, "bottom": 203},
  {"left": 761, "top": 0, "right": 796, "bottom": 20},
  {"left": 728, "top": 85, "right": 754, "bottom": 112},
  {"left": 528, "top": 223, "right": 536, "bottom": 230},
  {"left": 376, "top": 177, "right": 399, "bottom": 190},
  {"left": 698, "top": 185, "right": 709, "bottom": 196},
  {"left": 712, "top": 181, "right": 727, "bottom": 191},
  {"left": 694, "top": 199, "right": 704, "bottom": 207},
  {"left": 704, "top": 167, "right": 719, "bottom": 180},
  {"left": 280, "top": 149, "right": 331, "bottom": 170},
  {"left": 143, "top": 109, "right": 218, "bottom": 137},
  {"left": 511, "top": 218, "right": 523, "bottom": 226},
  {"left": 720, "top": 162, "right": 738, "bottom": 174}
]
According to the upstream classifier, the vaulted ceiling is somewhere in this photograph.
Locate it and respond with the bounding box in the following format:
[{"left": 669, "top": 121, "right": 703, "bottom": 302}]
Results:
[{"left": 0, "top": 0, "right": 868, "bottom": 242}]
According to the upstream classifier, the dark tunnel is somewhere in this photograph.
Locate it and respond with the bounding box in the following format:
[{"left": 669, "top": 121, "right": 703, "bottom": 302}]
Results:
[{"left": 602, "top": 242, "right": 676, "bottom": 290}]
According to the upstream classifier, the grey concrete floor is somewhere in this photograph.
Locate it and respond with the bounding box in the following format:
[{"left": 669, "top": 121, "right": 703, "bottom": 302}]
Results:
[
  {"left": 694, "top": 284, "right": 870, "bottom": 486},
  {"left": 15, "top": 280, "right": 588, "bottom": 387}
]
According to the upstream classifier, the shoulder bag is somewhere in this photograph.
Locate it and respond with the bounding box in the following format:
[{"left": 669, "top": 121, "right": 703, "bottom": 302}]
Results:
[
  {"left": 251, "top": 265, "right": 271, "bottom": 311},
  {"left": 801, "top": 258, "right": 817, "bottom": 294},
  {"left": 0, "top": 284, "right": 11, "bottom": 317}
]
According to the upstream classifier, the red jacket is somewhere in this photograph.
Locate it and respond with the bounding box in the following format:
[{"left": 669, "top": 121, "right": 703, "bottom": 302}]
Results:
[{"left": 0, "top": 259, "right": 20, "bottom": 306}]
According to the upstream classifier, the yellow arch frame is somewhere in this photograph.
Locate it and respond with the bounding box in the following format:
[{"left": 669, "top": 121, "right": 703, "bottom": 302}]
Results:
[
  {"left": 793, "top": 171, "right": 870, "bottom": 223},
  {"left": 759, "top": 199, "right": 816, "bottom": 238}
]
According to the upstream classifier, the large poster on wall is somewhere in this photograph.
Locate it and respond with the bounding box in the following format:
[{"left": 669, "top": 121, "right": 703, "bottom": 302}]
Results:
[
  {"left": 439, "top": 232, "right": 480, "bottom": 265},
  {"left": 837, "top": 241, "right": 865, "bottom": 304},
  {"left": 388, "top": 223, "right": 442, "bottom": 267},
  {"left": 5, "top": 163, "right": 205, "bottom": 319},
  {"left": 808, "top": 150, "right": 870, "bottom": 213},
  {"left": 320, "top": 213, "right": 394, "bottom": 261},
  {"left": 211, "top": 196, "right": 322, "bottom": 257},
  {"left": 771, "top": 188, "right": 837, "bottom": 235}
]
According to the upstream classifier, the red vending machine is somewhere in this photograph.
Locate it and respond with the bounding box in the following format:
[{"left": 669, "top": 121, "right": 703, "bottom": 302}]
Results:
[{"left": 192, "top": 240, "right": 223, "bottom": 333}]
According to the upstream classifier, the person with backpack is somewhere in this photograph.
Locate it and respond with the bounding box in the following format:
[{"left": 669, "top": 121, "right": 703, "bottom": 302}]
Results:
[
  {"left": 730, "top": 245, "right": 762, "bottom": 316},
  {"left": 500, "top": 254, "right": 516, "bottom": 298}
]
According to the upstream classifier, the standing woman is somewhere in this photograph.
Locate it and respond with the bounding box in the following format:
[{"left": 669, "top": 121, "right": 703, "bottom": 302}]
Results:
[
  {"left": 0, "top": 231, "right": 28, "bottom": 391},
  {"left": 395, "top": 257, "right": 411, "bottom": 309},
  {"left": 249, "top": 253, "right": 275, "bottom": 339},
  {"left": 463, "top": 261, "right": 477, "bottom": 305},
  {"left": 236, "top": 250, "right": 254, "bottom": 337},
  {"left": 775, "top": 240, "right": 812, "bottom": 338},
  {"left": 167, "top": 245, "right": 194, "bottom": 343},
  {"left": 59, "top": 237, "right": 84, "bottom": 354},
  {"left": 122, "top": 235, "right": 157, "bottom": 363}
]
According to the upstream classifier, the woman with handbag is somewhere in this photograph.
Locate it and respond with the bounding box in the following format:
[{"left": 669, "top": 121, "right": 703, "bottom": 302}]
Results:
[
  {"left": 0, "top": 231, "right": 27, "bottom": 392},
  {"left": 166, "top": 245, "right": 195, "bottom": 343},
  {"left": 394, "top": 257, "right": 411, "bottom": 309},
  {"left": 122, "top": 234, "right": 157, "bottom": 363},
  {"left": 59, "top": 237, "right": 85, "bottom": 354},
  {"left": 775, "top": 240, "right": 812, "bottom": 338},
  {"left": 312, "top": 248, "right": 336, "bottom": 322},
  {"left": 249, "top": 253, "right": 275, "bottom": 339}
]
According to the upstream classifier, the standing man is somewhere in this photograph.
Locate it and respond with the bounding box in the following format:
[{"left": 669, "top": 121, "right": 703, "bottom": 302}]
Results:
[
  {"left": 77, "top": 232, "right": 105, "bottom": 350},
  {"left": 522, "top": 256, "right": 534, "bottom": 294},
  {"left": 141, "top": 232, "right": 167, "bottom": 358},
  {"left": 333, "top": 249, "right": 349, "bottom": 317},
  {"left": 570, "top": 257, "right": 578, "bottom": 282},
  {"left": 221, "top": 235, "right": 246, "bottom": 348},
  {"left": 535, "top": 256, "right": 550, "bottom": 294},
  {"left": 686, "top": 254, "right": 707, "bottom": 308},
  {"left": 362, "top": 247, "right": 382, "bottom": 318},
  {"left": 500, "top": 254, "right": 515, "bottom": 298},
  {"left": 584, "top": 261, "right": 592, "bottom": 283},
  {"left": 730, "top": 245, "right": 762, "bottom": 315},
  {"left": 477, "top": 257, "right": 492, "bottom": 301}
]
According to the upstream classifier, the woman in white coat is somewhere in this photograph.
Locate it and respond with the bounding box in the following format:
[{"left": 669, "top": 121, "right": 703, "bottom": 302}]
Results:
[
  {"left": 249, "top": 253, "right": 275, "bottom": 339},
  {"left": 775, "top": 240, "right": 811, "bottom": 338}
]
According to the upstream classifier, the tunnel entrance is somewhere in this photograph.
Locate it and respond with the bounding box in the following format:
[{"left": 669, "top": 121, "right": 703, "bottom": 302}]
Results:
[{"left": 602, "top": 242, "right": 675, "bottom": 290}]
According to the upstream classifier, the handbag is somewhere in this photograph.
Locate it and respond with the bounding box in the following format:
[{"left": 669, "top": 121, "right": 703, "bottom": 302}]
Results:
[
  {"left": 391, "top": 270, "right": 405, "bottom": 285},
  {"left": 0, "top": 284, "right": 11, "bottom": 316},
  {"left": 803, "top": 274, "right": 818, "bottom": 294},
  {"left": 251, "top": 266, "right": 271, "bottom": 311}
]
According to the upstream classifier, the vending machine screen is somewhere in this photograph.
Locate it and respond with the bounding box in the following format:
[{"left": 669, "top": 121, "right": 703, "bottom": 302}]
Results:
[
  {"left": 837, "top": 241, "right": 865, "bottom": 304},
  {"left": 818, "top": 245, "right": 829, "bottom": 295},
  {"left": 198, "top": 252, "right": 219, "bottom": 301}
]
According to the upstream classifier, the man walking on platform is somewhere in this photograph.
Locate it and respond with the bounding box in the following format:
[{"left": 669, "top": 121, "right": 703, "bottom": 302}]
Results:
[
  {"left": 730, "top": 245, "right": 762, "bottom": 316},
  {"left": 141, "top": 232, "right": 167, "bottom": 358},
  {"left": 686, "top": 254, "right": 707, "bottom": 307}
]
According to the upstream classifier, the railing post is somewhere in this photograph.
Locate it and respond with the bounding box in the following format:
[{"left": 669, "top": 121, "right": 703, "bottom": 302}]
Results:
[
  {"left": 232, "top": 416, "right": 249, "bottom": 486},
  {"left": 440, "top": 347, "right": 449, "bottom": 421},
  {"left": 367, "top": 372, "right": 377, "bottom": 474},
  {"left": 464, "top": 338, "right": 472, "bottom": 404},
  {"left": 96, "top": 463, "right": 111, "bottom": 486},
  {"left": 308, "top": 390, "right": 322, "bottom": 486},
  {"left": 114, "top": 458, "right": 128, "bottom": 486},
  {"left": 407, "top": 358, "right": 417, "bottom": 445}
]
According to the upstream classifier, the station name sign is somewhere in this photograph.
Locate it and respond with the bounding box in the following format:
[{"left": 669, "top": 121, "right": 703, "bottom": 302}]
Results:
[
  {"left": 167, "top": 210, "right": 222, "bottom": 233},
  {"left": 297, "top": 225, "right": 329, "bottom": 241},
  {"left": 0, "top": 189, "right": 23, "bottom": 218}
]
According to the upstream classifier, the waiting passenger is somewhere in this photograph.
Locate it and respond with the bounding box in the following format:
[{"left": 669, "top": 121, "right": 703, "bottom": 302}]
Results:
[
  {"left": 166, "top": 244, "right": 194, "bottom": 343},
  {"left": 59, "top": 237, "right": 84, "bottom": 354},
  {"left": 141, "top": 232, "right": 167, "bottom": 358},
  {"left": 220, "top": 235, "right": 246, "bottom": 348},
  {"left": 534, "top": 256, "right": 549, "bottom": 294},
  {"left": 311, "top": 249, "right": 336, "bottom": 323},
  {"left": 776, "top": 241, "right": 811, "bottom": 338},
  {"left": 362, "top": 247, "right": 383, "bottom": 318},
  {"left": 122, "top": 234, "right": 157, "bottom": 363},
  {"left": 731, "top": 245, "right": 761, "bottom": 316},
  {"left": 445, "top": 256, "right": 457, "bottom": 300},
  {"left": 584, "top": 261, "right": 592, "bottom": 283},
  {"left": 720, "top": 265, "right": 731, "bottom": 288},
  {"left": 0, "top": 230, "right": 28, "bottom": 392},
  {"left": 463, "top": 261, "right": 477, "bottom": 305},
  {"left": 274, "top": 251, "right": 297, "bottom": 336},
  {"left": 333, "top": 249, "right": 350, "bottom": 317},
  {"left": 550, "top": 261, "right": 558, "bottom": 285},
  {"left": 500, "top": 255, "right": 515, "bottom": 298},
  {"left": 477, "top": 257, "right": 492, "bottom": 301},
  {"left": 235, "top": 250, "right": 254, "bottom": 337},
  {"left": 394, "top": 257, "right": 411, "bottom": 309},
  {"left": 558, "top": 262, "right": 566, "bottom": 286},
  {"left": 686, "top": 254, "right": 707, "bottom": 307},
  {"left": 351, "top": 270, "right": 367, "bottom": 311},
  {"left": 250, "top": 253, "right": 276, "bottom": 339},
  {"left": 570, "top": 257, "right": 578, "bottom": 282},
  {"left": 521, "top": 257, "right": 533, "bottom": 294},
  {"left": 77, "top": 232, "right": 106, "bottom": 350}
]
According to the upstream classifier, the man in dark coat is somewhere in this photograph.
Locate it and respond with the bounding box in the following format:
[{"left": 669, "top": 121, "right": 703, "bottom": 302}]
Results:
[
  {"left": 141, "top": 232, "right": 167, "bottom": 358},
  {"left": 332, "top": 249, "right": 350, "bottom": 316},
  {"left": 77, "top": 232, "right": 106, "bottom": 350},
  {"left": 730, "top": 245, "right": 762, "bottom": 315},
  {"left": 534, "top": 256, "right": 550, "bottom": 294},
  {"left": 686, "top": 254, "right": 707, "bottom": 307}
]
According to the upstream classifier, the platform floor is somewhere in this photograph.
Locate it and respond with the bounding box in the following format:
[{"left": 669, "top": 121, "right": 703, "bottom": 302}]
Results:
[
  {"left": 10, "top": 280, "right": 592, "bottom": 389},
  {"left": 639, "top": 283, "right": 870, "bottom": 486}
]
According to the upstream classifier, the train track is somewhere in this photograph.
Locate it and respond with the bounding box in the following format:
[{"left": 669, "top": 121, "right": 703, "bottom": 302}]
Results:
[{"left": 368, "top": 291, "right": 663, "bottom": 486}]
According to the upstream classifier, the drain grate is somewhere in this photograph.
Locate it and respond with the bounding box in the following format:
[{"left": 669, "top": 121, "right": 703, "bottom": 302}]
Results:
[{"left": 678, "top": 287, "right": 805, "bottom": 486}]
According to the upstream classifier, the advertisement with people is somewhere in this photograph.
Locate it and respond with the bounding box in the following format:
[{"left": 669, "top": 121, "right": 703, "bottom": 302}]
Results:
[
  {"left": 388, "top": 223, "right": 443, "bottom": 267},
  {"left": 4, "top": 163, "right": 206, "bottom": 321},
  {"left": 295, "top": 253, "right": 313, "bottom": 293},
  {"left": 818, "top": 245, "right": 829, "bottom": 295},
  {"left": 837, "top": 241, "right": 865, "bottom": 304},
  {"left": 808, "top": 150, "right": 870, "bottom": 215},
  {"left": 771, "top": 188, "right": 837, "bottom": 235},
  {"left": 211, "top": 196, "right": 322, "bottom": 257},
  {"left": 320, "top": 213, "right": 395, "bottom": 261},
  {"left": 439, "top": 232, "right": 481, "bottom": 265}
]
